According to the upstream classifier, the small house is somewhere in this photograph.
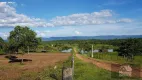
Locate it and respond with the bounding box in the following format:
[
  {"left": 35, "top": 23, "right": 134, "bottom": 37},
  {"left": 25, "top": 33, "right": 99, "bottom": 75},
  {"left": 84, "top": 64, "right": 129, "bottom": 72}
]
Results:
[
  {"left": 93, "top": 49, "right": 99, "bottom": 53},
  {"left": 61, "top": 49, "right": 72, "bottom": 53},
  {"left": 80, "top": 50, "right": 84, "bottom": 54},
  {"left": 108, "top": 49, "right": 113, "bottom": 52},
  {"left": 80, "top": 50, "right": 88, "bottom": 54}
]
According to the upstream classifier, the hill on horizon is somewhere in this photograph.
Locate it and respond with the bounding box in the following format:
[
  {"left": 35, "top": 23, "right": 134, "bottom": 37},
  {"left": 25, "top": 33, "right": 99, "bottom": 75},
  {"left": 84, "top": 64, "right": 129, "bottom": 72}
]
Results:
[{"left": 42, "top": 35, "right": 142, "bottom": 41}]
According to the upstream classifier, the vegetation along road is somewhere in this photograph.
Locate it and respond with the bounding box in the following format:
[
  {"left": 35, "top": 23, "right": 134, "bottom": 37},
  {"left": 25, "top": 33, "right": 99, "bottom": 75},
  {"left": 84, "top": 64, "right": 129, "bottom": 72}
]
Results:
[{"left": 76, "top": 53, "right": 142, "bottom": 78}]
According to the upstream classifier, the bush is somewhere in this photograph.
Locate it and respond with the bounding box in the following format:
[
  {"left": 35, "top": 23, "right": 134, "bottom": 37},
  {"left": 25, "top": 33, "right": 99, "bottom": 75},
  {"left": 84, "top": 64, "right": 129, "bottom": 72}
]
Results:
[{"left": 0, "top": 49, "right": 4, "bottom": 55}]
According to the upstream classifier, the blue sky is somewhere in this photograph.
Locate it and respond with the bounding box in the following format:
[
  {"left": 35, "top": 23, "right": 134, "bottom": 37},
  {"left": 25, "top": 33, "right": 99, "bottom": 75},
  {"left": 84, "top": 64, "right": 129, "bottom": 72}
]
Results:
[{"left": 0, "top": 0, "right": 142, "bottom": 39}]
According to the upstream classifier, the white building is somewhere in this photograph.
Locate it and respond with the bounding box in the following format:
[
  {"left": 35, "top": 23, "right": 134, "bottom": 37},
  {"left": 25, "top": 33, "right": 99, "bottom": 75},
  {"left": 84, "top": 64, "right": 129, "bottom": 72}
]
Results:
[
  {"left": 108, "top": 49, "right": 113, "bottom": 52},
  {"left": 93, "top": 49, "right": 99, "bottom": 53},
  {"left": 61, "top": 49, "right": 72, "bottom": 53}
]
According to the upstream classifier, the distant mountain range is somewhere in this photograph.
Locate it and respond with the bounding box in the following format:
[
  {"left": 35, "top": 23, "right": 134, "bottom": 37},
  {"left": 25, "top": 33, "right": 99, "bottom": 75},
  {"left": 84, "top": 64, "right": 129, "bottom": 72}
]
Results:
[{"left": 42, "top": 35, "right": 142, "bottom": 41}]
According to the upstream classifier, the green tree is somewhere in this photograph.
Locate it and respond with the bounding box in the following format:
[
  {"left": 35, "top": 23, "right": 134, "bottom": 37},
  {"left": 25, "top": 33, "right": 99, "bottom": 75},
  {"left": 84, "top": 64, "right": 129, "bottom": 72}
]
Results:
[
  {"left": 8, "top": 26, "right": 41, "bottom": 54},
  {"left": 118, "top": 38, "right": 142, "bottom": 61},
  {"left": 78, "top": 42, "right": 91, "bottom": 52},
  {"left": 0, "top": 37, "right": 5, "bottom": 54},
  {"left": 0, "top": 37, "right": 4, "bottom": 49}
]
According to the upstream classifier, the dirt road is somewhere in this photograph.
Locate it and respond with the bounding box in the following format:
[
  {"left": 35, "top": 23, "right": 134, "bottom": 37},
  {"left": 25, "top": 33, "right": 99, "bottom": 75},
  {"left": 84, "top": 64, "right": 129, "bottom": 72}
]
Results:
[{"left": 76, "top": 54, "right": 142, "bottom": 78}]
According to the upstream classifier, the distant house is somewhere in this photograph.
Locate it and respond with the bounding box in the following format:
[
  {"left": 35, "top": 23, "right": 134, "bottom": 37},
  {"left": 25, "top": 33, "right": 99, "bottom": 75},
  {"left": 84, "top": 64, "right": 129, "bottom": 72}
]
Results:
[
  {"left": 92, "top": 49, "right": 113, "bottom": 53},
  {"left": 80, "top": 50, "right": 84, "bottom": 54},
  {"left": 93, "top": 49, "right": 99, "bottom": 53},
  {"left": 80, "top": 50, "right": 88, "bottom": 54},
  {"left": 61, "top": 49, "right": 72, "bottom": 53},
  {"left": 108, "top": 49, "right": 113, "bottom": 52}
]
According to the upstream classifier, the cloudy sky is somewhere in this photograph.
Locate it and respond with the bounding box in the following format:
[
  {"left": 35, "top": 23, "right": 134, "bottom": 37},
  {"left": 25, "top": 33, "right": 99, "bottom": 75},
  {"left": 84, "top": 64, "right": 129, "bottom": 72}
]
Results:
[{"left": 0, "top": 0, "right": 142, "bottom": 39}]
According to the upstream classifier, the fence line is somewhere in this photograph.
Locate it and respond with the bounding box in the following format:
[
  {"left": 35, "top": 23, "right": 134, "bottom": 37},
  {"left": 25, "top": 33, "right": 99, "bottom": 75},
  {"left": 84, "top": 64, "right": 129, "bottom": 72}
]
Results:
[{"left": 62, "top": 48, "right": 75, "bottom": 80}]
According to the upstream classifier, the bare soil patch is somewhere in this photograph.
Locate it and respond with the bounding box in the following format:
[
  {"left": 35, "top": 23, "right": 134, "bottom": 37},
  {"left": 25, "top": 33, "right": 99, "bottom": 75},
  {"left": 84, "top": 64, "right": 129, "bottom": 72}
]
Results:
[{"left": 0, "top": 53, "right": 71, "bottom": 80}]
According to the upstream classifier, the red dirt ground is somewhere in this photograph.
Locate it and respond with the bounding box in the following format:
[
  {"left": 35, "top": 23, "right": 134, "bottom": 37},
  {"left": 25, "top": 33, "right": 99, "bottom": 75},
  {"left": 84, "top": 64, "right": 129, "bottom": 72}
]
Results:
[
  {"left": 76, "top": 54, "right": 142, "bottom": 78},
  {"left": 0, "top": 53, "right": 71, "bottom": 80}
]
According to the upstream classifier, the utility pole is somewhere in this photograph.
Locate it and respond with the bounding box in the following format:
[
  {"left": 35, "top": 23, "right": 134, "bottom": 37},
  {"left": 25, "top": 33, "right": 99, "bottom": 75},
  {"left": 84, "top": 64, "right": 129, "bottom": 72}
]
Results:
[
  {"left": 72, "top": 55, "right": 74, "bottom": 80},
  {"left": 91, "top": 45, "right": 93, "bottom": 58}
]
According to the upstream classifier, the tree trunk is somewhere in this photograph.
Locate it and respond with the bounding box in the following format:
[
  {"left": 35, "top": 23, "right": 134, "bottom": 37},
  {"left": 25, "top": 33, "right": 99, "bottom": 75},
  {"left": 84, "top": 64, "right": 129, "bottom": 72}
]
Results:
[
  {"left": 16, "top": 47, "right": 18, "bottom": 54},
  {"left": 21, "top": 54, "right": 24, "bottom": 64},
  {"left": 21, "top": 59, "right": 23, "bottom": 64},
  {"left": 27, "top": 46, "right": 29, "bottom": 54}
]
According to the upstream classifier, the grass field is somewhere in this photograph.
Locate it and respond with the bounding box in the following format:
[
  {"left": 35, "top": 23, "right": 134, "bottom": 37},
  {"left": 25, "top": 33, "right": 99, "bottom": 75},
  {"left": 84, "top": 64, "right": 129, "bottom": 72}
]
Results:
[
  {"left": 83, "top": 52, "right": 142, "bottom": 67},
  {"left": 18, "top": 55, "right": 141, "bottom": 80},
  {"left": 0, "top": 52, "right": 141, "bottom": 80},
  {"left": 74, "top": 57, "right": 141, "bottom": 80}
]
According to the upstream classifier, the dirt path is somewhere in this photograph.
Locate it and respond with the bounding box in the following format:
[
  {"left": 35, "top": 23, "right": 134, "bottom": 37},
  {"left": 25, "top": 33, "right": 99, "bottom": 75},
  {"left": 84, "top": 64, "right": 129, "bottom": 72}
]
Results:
[{"left": 76, "top": 54, "right": 142, "bottom": 78}]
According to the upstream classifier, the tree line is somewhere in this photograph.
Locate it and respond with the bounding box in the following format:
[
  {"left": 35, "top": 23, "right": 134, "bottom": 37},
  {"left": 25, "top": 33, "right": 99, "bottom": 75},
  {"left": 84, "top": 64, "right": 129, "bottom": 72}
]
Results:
[
  {"left": 0, "top": 26, "right": 142, "bottom": 61},
  {"left": 43, "top": 38, "right": 142, "bottom": 60}
]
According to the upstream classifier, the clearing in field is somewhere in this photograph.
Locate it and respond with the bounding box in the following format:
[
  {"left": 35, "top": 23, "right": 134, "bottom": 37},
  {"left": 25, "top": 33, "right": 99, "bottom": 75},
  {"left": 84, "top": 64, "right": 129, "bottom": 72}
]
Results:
[{"left": 0, "top": 53, "right": 71, "bottom": 80}]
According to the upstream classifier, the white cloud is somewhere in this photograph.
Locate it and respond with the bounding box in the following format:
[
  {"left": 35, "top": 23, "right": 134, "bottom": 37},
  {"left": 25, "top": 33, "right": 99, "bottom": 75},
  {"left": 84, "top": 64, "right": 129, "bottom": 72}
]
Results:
[
  {"left": 0, "top": 32, "right": 9, "bottom": 40},
  {"left": 20, "top": 22, "right": 142, "bottom": 38},
  {"left": 117, "top": 18, "right": 132, "bottom": 23},
  {"left": 0, "top": 2, "right": 132, "bottom": 28},
  {"left": 35, "top": 30, "right": 51, "bottom": 37},
  {"left": 0, "top": 2, "right": 54, "bottom": 27},
  {"left": 48, "top": 24, "right": 142, "bottom": 37},
  {"left": 75, "top": 30, "right": 82, "bottom": 35},
  {"left": 51, "top": 10, "right": 132, "bottom": 26},
  {"left": 7, "top": 2, "right": 16, "bottom": 5}
]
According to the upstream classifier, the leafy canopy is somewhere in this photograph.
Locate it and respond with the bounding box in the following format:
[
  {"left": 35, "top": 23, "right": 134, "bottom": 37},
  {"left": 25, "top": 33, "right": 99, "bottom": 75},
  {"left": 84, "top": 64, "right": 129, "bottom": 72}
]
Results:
[
  {"left": 8, "top": 26, "right": 41, "bottom": 53},
  {"left": 118, "top": 38, "right": 142, "bottom": 60}
]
